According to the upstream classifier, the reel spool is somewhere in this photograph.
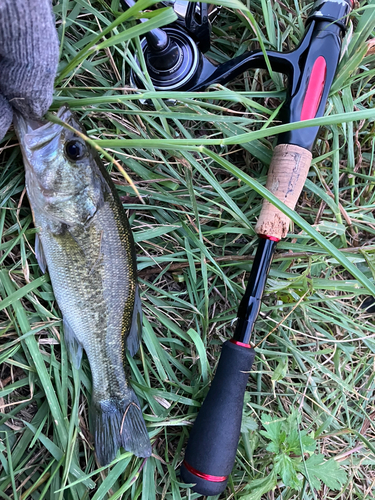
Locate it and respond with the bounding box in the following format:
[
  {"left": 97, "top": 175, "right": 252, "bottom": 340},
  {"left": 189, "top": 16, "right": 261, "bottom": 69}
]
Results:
[
  {"left": 122, "top": 1, "right": 218, "bottom": 92},
  {"left": 130, "top": 27, "right": 217, "bottom": 91}
]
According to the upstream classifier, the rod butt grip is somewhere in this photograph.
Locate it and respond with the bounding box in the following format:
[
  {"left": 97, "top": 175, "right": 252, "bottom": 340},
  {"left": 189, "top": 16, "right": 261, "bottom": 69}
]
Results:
[{"left": 180, "top": 340, "right": 255, "bottom": 496}]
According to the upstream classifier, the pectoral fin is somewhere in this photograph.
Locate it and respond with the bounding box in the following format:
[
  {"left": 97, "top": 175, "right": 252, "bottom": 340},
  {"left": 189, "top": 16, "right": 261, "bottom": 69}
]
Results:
[
  {"left": 35, "top": 233, "right": 47, "bottom": 274},
  {"left": 63, "top": 318, "right": 83, "bottom": 369},
  {"left": 126, "top": 286, "right": 143, "bottom": 357}
]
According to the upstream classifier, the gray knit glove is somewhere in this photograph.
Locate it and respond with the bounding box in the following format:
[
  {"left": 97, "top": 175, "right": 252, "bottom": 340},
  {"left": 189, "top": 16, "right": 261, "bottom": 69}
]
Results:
[{"left": 0, "top": 0, "right": 59, "bottom": 141}]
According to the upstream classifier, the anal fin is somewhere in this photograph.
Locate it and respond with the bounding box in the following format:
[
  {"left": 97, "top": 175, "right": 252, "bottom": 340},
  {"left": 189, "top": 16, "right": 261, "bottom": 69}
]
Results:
[
  {"left": 126, "top": 286, "right": 143, "bottom": 357},
  {"left": 63, "top": 318, "right": 83, "bottom": 369}
]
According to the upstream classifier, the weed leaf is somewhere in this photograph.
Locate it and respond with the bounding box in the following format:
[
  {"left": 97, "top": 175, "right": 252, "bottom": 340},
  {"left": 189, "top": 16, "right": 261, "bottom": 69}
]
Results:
[
  {"left": 274, "top": 453, "right": 301, "bottom": 489},
  {"left": 260, "top": 414, "right": 285, "bottom": 454},
  {"left": 298, "top": 454, "right": 348, "bottom": 491},
  {"left": 243, "top": 471, "right": 278, "bottom": 500},
  {"left": 285, "top": 429, "right": 316, "bottom": 455}
]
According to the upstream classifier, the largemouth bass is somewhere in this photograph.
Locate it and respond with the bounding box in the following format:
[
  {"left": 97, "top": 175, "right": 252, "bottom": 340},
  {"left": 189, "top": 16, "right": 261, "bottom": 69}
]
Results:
[{"left": 14, "top": 106, "right": 151, "bottom": 465}]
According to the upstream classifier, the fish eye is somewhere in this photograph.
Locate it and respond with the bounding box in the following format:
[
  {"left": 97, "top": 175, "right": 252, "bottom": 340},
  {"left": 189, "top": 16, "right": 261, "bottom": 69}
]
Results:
[{"left": 65, "top": 139, "right": 86, "bottom": 161}]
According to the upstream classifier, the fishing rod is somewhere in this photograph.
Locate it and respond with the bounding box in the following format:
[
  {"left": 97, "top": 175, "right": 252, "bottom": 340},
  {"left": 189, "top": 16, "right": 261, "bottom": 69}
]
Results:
[
  {"left": 176, "top": 0, "right": 354, "bottom": 495},
  {"left": 124, "top": 0, "right": 353, "bottom": 494}
]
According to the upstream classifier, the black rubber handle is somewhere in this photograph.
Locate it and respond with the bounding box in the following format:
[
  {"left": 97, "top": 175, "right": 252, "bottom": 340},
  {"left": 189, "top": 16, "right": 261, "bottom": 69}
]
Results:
[{"left": 180, "top": 340, "right": 255, "bottom": 496}]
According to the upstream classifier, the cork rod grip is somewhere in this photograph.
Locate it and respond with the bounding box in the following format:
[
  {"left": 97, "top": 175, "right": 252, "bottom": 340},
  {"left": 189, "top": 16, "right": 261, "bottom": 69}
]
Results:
[{"left": 255, "top": 144, "right": 312, "bottom": 240}]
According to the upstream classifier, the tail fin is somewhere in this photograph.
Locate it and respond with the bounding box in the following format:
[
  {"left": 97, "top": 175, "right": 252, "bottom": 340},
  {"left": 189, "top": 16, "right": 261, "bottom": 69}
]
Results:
[{"left": 92, "top": 389, "right": 151, "bottom": 466}]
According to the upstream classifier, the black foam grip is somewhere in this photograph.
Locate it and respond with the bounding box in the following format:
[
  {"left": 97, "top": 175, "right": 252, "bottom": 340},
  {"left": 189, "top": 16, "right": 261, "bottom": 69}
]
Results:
[{"left": 180, "top": 340, "right": 255, "bottom": 496}]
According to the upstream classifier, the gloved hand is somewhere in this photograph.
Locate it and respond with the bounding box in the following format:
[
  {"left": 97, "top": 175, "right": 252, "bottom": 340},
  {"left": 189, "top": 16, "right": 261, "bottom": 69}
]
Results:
[{"left": 0, "top": 0, "right": 59, "bottom": 141}]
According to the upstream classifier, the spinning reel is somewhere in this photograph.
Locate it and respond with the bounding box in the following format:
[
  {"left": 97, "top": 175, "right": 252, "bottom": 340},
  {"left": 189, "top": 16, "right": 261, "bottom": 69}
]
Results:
[{"left": 124, "top": 0, "right": 352, "bottom": 153}]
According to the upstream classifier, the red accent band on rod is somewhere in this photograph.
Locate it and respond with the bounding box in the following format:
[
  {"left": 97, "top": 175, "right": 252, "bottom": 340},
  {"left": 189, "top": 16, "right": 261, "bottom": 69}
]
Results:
[
  {"left": 230, "top": 339, "right": 252, "bottom": 349},
  {"left": 182, "top": 461, "right": 228, "bottom": 483},
  {"left": 258, "top": 234, "right": 280, "bottom": 242},
  {"left": 300, "top": 56, "right": 327, "bottom": 121}
]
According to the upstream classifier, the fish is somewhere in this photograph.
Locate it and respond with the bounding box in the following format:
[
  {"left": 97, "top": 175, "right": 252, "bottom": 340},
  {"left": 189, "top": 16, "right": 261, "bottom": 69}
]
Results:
[{"left": 14, "top": 106, "right": 151, "bottom": 465}]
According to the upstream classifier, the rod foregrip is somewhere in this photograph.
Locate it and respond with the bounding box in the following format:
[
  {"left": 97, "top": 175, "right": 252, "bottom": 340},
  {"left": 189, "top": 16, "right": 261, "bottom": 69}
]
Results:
[
  {"left": 255, "top": 144, "right": 312, "bottom": 240},
  {"left": 180, "top": 340, "right": 255, "bottom": 496}
]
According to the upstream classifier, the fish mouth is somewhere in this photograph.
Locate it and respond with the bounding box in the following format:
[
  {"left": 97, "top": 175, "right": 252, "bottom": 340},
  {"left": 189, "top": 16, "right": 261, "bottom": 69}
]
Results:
[{"left": 14, "top": 106, "right": 73, "bottom": 153}]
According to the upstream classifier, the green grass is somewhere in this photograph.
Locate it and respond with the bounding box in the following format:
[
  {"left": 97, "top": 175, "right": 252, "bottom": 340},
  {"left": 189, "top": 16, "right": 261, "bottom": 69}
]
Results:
[{"left": 1, "top": 0, "right": 375, "bottom": 498}]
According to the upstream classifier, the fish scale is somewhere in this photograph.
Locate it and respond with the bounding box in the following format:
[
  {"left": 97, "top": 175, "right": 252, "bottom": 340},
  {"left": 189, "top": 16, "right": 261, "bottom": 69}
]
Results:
[{"left": 14, "top": 106, "right": 151, "bottom": 466}]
